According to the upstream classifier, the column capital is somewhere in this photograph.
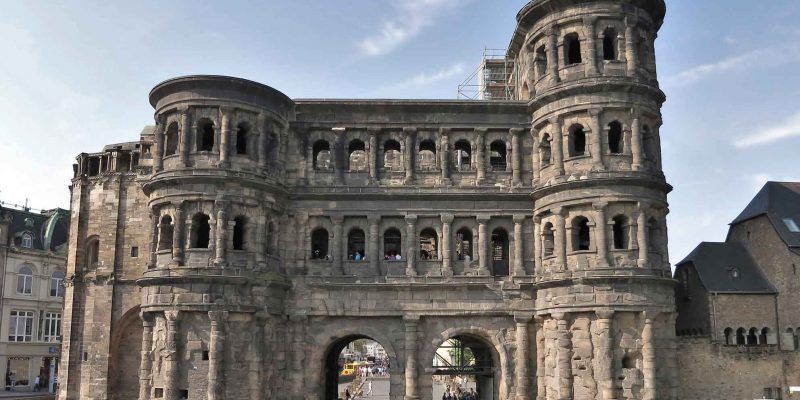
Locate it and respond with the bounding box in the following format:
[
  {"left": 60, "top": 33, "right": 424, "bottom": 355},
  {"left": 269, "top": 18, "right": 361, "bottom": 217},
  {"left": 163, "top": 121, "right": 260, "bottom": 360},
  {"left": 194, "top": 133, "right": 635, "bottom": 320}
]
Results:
[
  {"left": 367, "top": 126, "right": 381, "bottom": 135},
  {"left": 548, "top": 116, "right": 562, "bottom": 126},
  {"left": 513, "top": 214, "right": 527, "bottom": 223},
  {"left": 439, "top": 127, "right": 452, "bottom": 135},
  {"left": 404, "top": 214, "right": 418, "bottom": 224},
  {"left": 637, "top": 201, "right": 652, "bottom": 212},
  {"left": 295, "top": 212, "right": 309, "bottom": 224},
  {"left": 177, "top": 106, "right": 190, "bottom": 116},
  {"left": 533, "top": 215, "right": 542, "bottom": 223},
  {"left": 476, "top": 214, "right": 491, "bottom": 223},
  {"left": 164, "top": 310, "right": 181, "bottom": 322},
  {"left": 219, "top": 106, "right": 235, "bottom": 116},
  {"left": 514, "top": 313, "right": 535, "bottom": 324},
  {"left": 510, "top": 127, "right": 525, "bottom": 136},
  {"left": 403, "top": 127, "right": 417, "bottom": 135},
  {"left": 367, "top": 215, "right": 381, "bottom": 225},
  {"left": 140, "top": 311, "right": 155, "bottom": 325},
  {"left": 441, "top": 213, "right": 454, "bottom": 224},
  {"left": 403, "top": 314, "right": 421, "bottom": 324},
  {"left": 624, "top": 16, "right": 638, "bottom": 28},
  {"left": 208, "top": 310, "right": 228, "bottom": 325},
  {"left": 529, "top": 126, "right": 539, "bottom": 139},
  {"left": 588, "top": 108, "right": 603, "bottom": 117},
  {"left": 553, "top": 206, "right": 569, "bottom": 217},
  {"left": 643, "top": 310, "right": 660, "bottom": 322},
  {"left": 545, "top": 27, "right": 556, "bottom": 37},
  {"left": 330, "top": 214, "right": 345, "bottom": 225},
  {"left": 474, "top": 127, "right": 488, "bottom": 135},
  {"left": 583, "top": 16, "right": 598, "bottom": 28},
  {"left": 551, "top": 312, "right": 568, "bottom": 321},
  {"left": 630, "top": 107, "right": 642, "bottom": 119},
  {"left": 595, "top": 309, "right": 615, "bottom": 319},
  {"left": 593, "top": 201, "right": 609, "bottom": 211}
]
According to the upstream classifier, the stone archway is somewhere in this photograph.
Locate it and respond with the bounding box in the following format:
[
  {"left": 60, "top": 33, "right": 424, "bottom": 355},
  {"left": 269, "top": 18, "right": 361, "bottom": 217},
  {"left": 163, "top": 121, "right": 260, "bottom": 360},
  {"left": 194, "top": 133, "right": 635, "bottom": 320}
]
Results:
[
  {"left": 108, "top": 306, "right": 142, "bottom": 400},
  {"left": 321, "top": 333, "right": 397, "bottom": 400}
]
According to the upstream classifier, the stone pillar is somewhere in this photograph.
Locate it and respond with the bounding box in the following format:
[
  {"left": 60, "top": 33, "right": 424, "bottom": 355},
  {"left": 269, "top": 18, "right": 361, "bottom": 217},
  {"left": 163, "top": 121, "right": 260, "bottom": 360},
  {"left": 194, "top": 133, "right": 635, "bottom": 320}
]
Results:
[
  {"left": 554, "top": 208, "right": 567, "bottom": 270},
  {"left": 404, "top": 316, "right": 420, "bottom": 400},
  {"left": 334, "top": 128, "right": 346, "bottom": 184},
  {"left": 153, "top": 118, "right": 165, "bottom": 172},
  {"left": 585, "top": 17, "right": 598, "bottom": 76},
  {"left": 630, "top": 111, "right": 643, "bottom": 171},
  {"left": 405, "top": 214, "right": 417, "bottom": 276},
  {"left": 404, "top": 127, "right": 416, "bottom": 184},
  {"left": 533, "top": 216, "right": 542, "bottom": 276},
  {"left": 138, "top": 312, "right": 154, "bottom": 400},
  {"left": 148, "top": 211, "right": 159, "bottom": 269},
  {"left": 530, "top": 128, "right": 540, "bottom": 185},
  {"left": 553, "top": 313, "right": 572, "bottom": 400},
  {"left": 332, "top": 215, "right": 344, "bottom": 274},
  {"left": 642, "top": 312, "right": 658, "bottom": 400},
  {"left": 368, "top": 215, "right": 381, "bottom": 276},
  {"left": 625, "top": 19, "right": 638, "bottom": 77},
  {"left": 290, "top": 315, "right": 307, "bottom": 397},
  {"left": 637, "top": 203, "right": 650, "bottom": 268},
  {"left": 475, "top": 129, "right": 487, "bottom": 185},
  {"left": 511, "top": 128, "right": 524, "bottom": 186},
  {"left": 257, "top": 114, "right": 269, "bottom": 169},
  {"left": 535, "top": 316, "right": 546, "bottom": 400},
  {"left": 550, "top": 117, "right": 565, "bottom": 176},
  {"left": 513, "top": 214, "right": 526, "bottom": 276},
  {"left": 208, "top": 311, "right": 227, "bottom": 400},
  {"left": 441, "top": 213, "right": 454, "bottom": 277},
  {"left": 667, "top": 313, "right": 679, "bottom": 400},
  {"left": 250, "top": 314, "right": 267, "bottom": 400},
  {"left": 214, "top": 209, "right": 228, "bottom": 267},
  {"left": 368, "top": 128, "right": 379, "bottom": 183},
  {"left": 296, "top": 213, "right": 309, "bottom": 274},
  {"left": 477, "top": 214, "right": 490, "bottom": 275},
  {"left": 515, "top": 314, "right": 533, "bottom": 400},
  {"left": 256, "top": 215, "right": 267, "bottom": 266},
  {"left": 594, "top": 202, "right": 609, "bottom": 268},
  {"left": 589, "top": 108, "right": 605, "bottom": 171},
  {"left": 172, "top": 205, "right": 184, "bottom": 265},
  {"left": 595, "top": 310, "right": 615, "bottom": 400},
  {"left": 164, "top": 310, "right": 181, "bottom": 400},
  {"left": 219, "top": 107, "right": 232, "bottom": 167},
  {"left": 547, "top": 28, "right": 560, "bottom": 84},
  {"left": 179, "top": 109, "right": 191, "bottom": 167},
  {"left": 653, "top": 120, "right": 664, "bottom": 171},
  {"left": 440, "top": 128, "right": 451, "bottom": 185}
]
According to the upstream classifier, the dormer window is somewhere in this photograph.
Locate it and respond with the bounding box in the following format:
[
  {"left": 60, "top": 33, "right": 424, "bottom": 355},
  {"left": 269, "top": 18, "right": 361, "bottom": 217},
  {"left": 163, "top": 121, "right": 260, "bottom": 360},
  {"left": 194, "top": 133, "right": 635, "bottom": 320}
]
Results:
[
  {"left": 783, "top": 218, "right": 800, "bottom": 233},
  {"left": 728, "top": 267, "right": 740, "bottom": 279},
  {"left": 21, "top": 233, "right": 32, "bottom": 249}
]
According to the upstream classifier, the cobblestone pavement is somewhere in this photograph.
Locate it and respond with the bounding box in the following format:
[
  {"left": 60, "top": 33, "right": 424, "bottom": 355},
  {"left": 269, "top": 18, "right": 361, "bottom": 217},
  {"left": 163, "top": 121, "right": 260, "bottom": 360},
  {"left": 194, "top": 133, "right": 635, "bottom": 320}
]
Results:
[{"left": 338, "top": 377, "right": 390, "bottom": 399}]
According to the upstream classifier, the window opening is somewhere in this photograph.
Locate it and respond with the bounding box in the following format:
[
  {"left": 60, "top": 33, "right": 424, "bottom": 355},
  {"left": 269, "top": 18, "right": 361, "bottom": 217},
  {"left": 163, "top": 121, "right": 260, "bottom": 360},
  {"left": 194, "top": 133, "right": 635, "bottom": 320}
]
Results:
[
  {"left": 602, "top": 28, "right": 617, "bottom": 60},
  {"left": 17, "top": 266, "right": 32, "bottom": 295},
  {"left": 419, "top": 228, "right": 438, "bottom": 260},
  {"left": 383, "top": 228, "right": 402, "bottom": 260},
  {"left": 313, "top": 140, "right": 331, "bottom": 170},
  {"left": 542, "top": 223, "right": 554, "bottom": 257},
  {"left": 191, "top": 214, "right": 211, "bottom": 249},
  {"left": 383, "top": 140, "right": 402, "bottom": 170},
  {"left": 347, "top": 228, "right": 365, "bottom": 260},
  {"left": 573, "top": 217, "right": 590, "bottom": 251},
  {"left": 50, "top": 271, "right": 65, "bottom": 297},
  {"left": 197, "top": 120, "right": 215, "bottom": 152},
  {"left": 418, "top": 140, "right": 437, "bottom": 170},
  {"left": 348, "top": 140, "right": 367, "bottom": 172},
  {"left": 453, "top": 140, "right": 471, "bottom": 170},
  {"left": 612, "top": 215, "right": 628, "bottom": 249},
  {"left": 236, "top": 123, "right": 249, "bottom": 155},
  {"left": 232, "top": 216, "right": 246, "bottom": 250},
  {"left": 565, "top": 33, "right": 582, "bottom": 64},
  {"left": 608, "top": 121, "right": 623, "bottom": 154},
  {"left": 311, "top": 228, "right": 330, "bottom": 260},
  {"left": 489, "top": 141, "right": 507, "bottom": 171},
  {"left": 456, "top": 228, "right": 473, "bottom": 261},
  {"left": 570, "top": 125, "right": 586, "bottom": 157}
]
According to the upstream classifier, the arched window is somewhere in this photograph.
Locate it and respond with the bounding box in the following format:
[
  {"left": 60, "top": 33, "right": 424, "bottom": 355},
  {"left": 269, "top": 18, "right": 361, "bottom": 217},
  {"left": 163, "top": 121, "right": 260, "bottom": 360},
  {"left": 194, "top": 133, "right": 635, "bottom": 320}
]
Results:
[
  {"left": 564, "top": 33, "right": 582, "bottom": 65},
  {"left": 747, "top": 328, "right": 759, "bottom": 346},
  {"left": 383, "top": 140, "right": 402, "bottom": 170},
  {"left": 419, "top": 228, "right": 438, "bottom": 260},
  {"left": 491, "top": 228, "right": 509, "bottom": 276},
  {"left": 311, "top": 228, "right": 329, "bottom": 260},
  {"left": 569, "top": 125, "right": 586, "bottom": 157},
  {"left": 542, "top": 222, "right": 555, "bottom": 257},
  {"left": 50, "top": 270, "right": 65, "bottom": 297},
  {"left": 418, "top": 140, "right": 436, "bottom": 170},
  {"left": 454, "top": 140, "right": 471, "bottom": 170},
  {"left": 17, "top": 266, "right": 33, "bottom": 295},
  {"left": 158, "top": 215, "right": 173, "bottom": 251},
  {"left": 347, "top": 228, "right": 365, "bottom": 260},
  {"left": 608, "top": 121, "right": 623, "bottom": 154},
  {"left": 540, "top": 133, "right": 552, "bottom": 167},
  {"left": 602, "top": 28, "right": 617, "bottom": 60},
  {"left": 647, "top": 217, "right": 659, "bottom": 251},
  {"left": 572, "top": 216, "right": 590, "bottom": 251},
  {"left": 489, "top": 141, "right": 507, "bottom": 171},
  {"left": 723, "top": 328, "right": 733, "bottom": 345},
  {"left": 760, "top": 328, "right": 770, "bottom": 345},
  {"left": 348, "top": 140, "right": 367, "bottom": 172},
  {"left": 21, "top": 233, "right": 33, "bottom": 248},
  {"left": 383, "top": 228, "right": 402, "bottom": 260},
  {"left": 197, "top": 120, "right": 215, "bottom": 152},
  {"left": 86, "top": 236, "right": 100, "bottom": 269},
  {"left": 456, "top": 228, "right": 473, "bottom": 260},
  {"left": 535, "top": 45, "right": 547, "bottom": 77},
  {"left": 191, "top": 213, "right": 211, "bottom": 249},
  {"left": 165, "top": 122, "right": 179, "bottom": 156},
  {"left": 313, "top": 140, "right": 331, "bottom": 170},
  {"left": 736, "top": 328, "right": 746, "bottom": 345},
  {"left": 612, "top": 215, "right": 629, "bottom": 250},
  {"left": 232, "top": 216, "right": 247, "bottom": 251},
  {"left": 236, "top": 123, "right": 249, "bottom": 155}
]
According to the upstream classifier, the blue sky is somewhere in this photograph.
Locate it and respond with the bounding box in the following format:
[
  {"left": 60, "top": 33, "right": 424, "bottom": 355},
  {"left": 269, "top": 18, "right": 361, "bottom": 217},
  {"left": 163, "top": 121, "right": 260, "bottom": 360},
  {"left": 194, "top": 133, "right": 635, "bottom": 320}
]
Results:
[{"left": 0, "top": 0, "right": 798, "bottom": 266}]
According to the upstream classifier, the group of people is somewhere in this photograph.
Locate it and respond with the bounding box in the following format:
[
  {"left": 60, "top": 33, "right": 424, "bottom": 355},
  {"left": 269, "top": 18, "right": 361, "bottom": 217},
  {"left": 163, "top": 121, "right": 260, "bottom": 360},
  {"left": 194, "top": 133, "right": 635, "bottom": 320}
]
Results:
[
  {"left": 442, "top": 385, "right": 478, "bottom": 400},
  {"left": 384, "top": 251, "right": 402, "bottom": 260}
]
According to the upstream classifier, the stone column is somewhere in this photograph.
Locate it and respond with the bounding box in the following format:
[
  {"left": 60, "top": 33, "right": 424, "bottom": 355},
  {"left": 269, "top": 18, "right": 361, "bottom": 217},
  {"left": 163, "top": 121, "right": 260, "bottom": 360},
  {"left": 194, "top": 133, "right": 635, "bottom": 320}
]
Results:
[
  {"left": 368, "top": 215, "right": 381, "bottom": 276},
  {"left": 630, "top": 111, "right": 643, "bottom": 171},
  {"left": 404, "top": 316, "right": 420, "bottom": 400},
  {"left": 513, "top": 214, "right": 526, "bottom": 276},
  {"left": 642, "top": 311, "right": 658, "bottom": 400},
  {"left": 637, "top": 203, "right": 650, "bottom": 268},
  {"left": 179, "top": 109, "right": 190, "bottom": 167},
  {"left": 441, "top": 213, "right": 454, "bottom": 277},
  {"left": 589, "top": 108, "right": 605, "bottom": 171},
  {"left": 219, "top": 107, "right": 233, "bottom": 167},
  {"left": 535, "top": 316, "right": 546, "bottom": 400},
  {"left": 511, "top": 128, "right": 524, "bottom": 186},
  {"left": 440, "top": 128, "right": 451, "bottom": 185},
  {"left": 334, "top": 128, "right": 346, "bottom": 184},
  {"left": 404, "top": 127, "right": 416, "bottom": 184},
  {"left": 547, "top": 28, "right": 560, "bottom": 84},
  {"left": 550, "top": 117, "right": 565, "bottom": 176},
  {"left": 554, "top": 208, "right": 567, "bottom": 270},
  {"left": 653, "top": 120, "right": 663, "bottom": 171},
  {"left": 208, "top": 311, "right": 227, "bottom": 400},
  {"left": 256, "top": 215, "right": 267, "bottom": 267},
  {"left": 530, "top": 128, "right": 540, "bottom": 185},
  {"left": 533, "top": 216, "right": 542, "bottom": 276},
  {"left": 477, "top": 214, "right": 490, "bottom": 275},
  {"left": 553, "top": 313, "right": 572, "bottom": 400},
  {"left": 250, "top": 314, "right": 267, "bottom": 400},
  {"left": 625, "top": 19, "right": 638, "bottom": 77},
  {"left": 405, "top": 215, "right": 418, "bottom": 276},
  {"left": 148, "top": 211, "right": 159, "bottom": 269},
  {"left": 164, "top": 310, "right": 181, "bottom": 400},
  {"left": 257, "top": 114, "right": 269, "bottom": 169},
  {"left": 368, "top": 128, "right": 379, "bottom": 183},
  {"left": 475, "top": 129, "right": 487, "bottom": 185},
  {"left": 584, "top": 17, "right": 598, "bottom": 76},
  {"left": 138, "top": 312, "right": 154, "bottom": 400},
  {"left": 172, "top": 205, "right": 184, "bottom": 265},
  {"left": 153, "top": 118, "right": 165, "bottom": 172},
  {"left": 214, "top": 209, "right": 228, "bottom": 267},
  {"left": 594, "top": 202, "right": 609, "bottom": 268},
  {"left": 595, "top": 310, "right": 615, "bottom": 400},
  {"left": 295, "top": 213, "right": 309, "bottom": 274},
  {"left": 332, "top": 215, "right": 344, "bottom": 274},
  {"left": 515, "top": 314, "right": 533, "bottom": 400}
]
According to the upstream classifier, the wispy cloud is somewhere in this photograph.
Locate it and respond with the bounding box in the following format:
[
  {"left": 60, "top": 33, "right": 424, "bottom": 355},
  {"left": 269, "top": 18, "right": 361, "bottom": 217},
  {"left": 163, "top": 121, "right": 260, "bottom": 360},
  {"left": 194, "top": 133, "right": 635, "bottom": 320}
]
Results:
[
  {"left": 357, "top": 0, "right": 466, "bottom": 57},
  {"left": 733, "top": 110, "right": 800, "bottom": 148},
  {"left": 399, "top": 63, "right": 465, "bottom": 86},
  {"left": 748, "top": 173, "right": 800, "bottom": 190}
]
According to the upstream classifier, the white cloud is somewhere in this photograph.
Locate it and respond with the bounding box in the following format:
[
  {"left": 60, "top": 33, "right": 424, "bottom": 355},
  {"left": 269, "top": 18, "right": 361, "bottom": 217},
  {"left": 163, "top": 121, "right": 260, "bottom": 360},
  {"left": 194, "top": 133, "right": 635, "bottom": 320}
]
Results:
[
  {"left": 748, "top": 173, "right": 800, "bottom": 190},
  {"left": 733, "top": 110, "right": 800, "bottom": 148},
  {"left": 357, "top": 0, "right": 466, "bottom": 57},
  {"left": 401, "top": 63, "right": 465, "bottom": 86}
]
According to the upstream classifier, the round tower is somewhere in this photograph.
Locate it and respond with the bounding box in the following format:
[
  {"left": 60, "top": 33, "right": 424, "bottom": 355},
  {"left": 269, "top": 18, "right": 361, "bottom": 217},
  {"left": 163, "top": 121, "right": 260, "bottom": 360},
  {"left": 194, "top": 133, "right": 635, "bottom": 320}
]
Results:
[
  {"left": 509, "top": 1, "right": 676, "bottom": 399},
  {"left": 138, "top": 76, "right": 293, "bottom": 400}
]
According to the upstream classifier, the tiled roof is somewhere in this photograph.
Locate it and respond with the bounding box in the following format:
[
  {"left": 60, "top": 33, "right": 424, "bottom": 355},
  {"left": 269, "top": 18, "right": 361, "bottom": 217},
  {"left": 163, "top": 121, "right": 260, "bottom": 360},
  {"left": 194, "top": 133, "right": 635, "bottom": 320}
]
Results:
[
  {"left": 730, "top": 181, "right": 800, "bottom": 254},
  {"left": 676, "top": 242, "right": 776, "bottom": 294}
]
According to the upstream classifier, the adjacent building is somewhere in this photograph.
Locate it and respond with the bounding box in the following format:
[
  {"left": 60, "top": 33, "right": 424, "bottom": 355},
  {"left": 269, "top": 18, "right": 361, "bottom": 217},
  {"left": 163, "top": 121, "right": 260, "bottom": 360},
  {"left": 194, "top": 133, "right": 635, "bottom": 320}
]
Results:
[
  {"left": 0, "top": 205, "right": 69, "bottom": 393},
  {"left": 675, "top": 181, "right": 800, "bottom": 400}
]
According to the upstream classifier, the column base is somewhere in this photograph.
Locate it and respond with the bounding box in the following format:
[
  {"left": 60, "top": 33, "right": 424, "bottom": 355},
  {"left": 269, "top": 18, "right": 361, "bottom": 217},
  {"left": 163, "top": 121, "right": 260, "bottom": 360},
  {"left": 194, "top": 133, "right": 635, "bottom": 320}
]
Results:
[
  {"left": 405, "top": 269, "right": 417, "bottom": 277},
  {"left": 477, "top": 267, "right": 490, "bottom": 276},
  {"left": 637, "top": 259, "right": 648, "bottom": 268},
  {"left": 442, "top": 267, "right": 454, "bottom": 277}
]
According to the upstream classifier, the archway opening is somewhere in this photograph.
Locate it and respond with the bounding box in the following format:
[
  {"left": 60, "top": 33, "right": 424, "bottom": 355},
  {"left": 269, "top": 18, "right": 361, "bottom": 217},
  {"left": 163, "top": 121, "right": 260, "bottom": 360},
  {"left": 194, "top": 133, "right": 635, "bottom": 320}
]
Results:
[
  {"left": 324, "top": 335, "right": 390, "bottom": 400},
  {"left": 432, "top": 335, "right": 495, "bottom": 400}
]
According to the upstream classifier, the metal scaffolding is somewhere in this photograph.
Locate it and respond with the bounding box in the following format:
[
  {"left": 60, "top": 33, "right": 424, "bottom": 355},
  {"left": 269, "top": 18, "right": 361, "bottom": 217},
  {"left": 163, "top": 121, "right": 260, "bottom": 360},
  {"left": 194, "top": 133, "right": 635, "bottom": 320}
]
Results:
[{"left": 457, "top": 48, "right": 516, "bottom": 100}]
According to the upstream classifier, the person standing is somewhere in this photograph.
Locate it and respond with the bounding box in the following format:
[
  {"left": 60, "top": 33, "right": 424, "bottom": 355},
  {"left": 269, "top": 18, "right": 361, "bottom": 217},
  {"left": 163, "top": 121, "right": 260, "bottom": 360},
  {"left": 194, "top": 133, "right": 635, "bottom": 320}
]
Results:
[
  {"left": 10, "top": 372, "right": 16, "bottom": 391},
  {"left": 33, "top": 375, "right": 40, "bottom": 391}
]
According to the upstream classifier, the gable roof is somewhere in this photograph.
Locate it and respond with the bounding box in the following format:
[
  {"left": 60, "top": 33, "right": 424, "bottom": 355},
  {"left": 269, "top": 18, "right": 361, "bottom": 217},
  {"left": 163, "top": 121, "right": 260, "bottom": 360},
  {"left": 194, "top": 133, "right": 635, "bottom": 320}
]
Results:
[
  {"left": 675, "top": 242, "right": 777, "bottom": 294},
  {"left": 730, "top": 181, "right": 800, "bottom": 254}
]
